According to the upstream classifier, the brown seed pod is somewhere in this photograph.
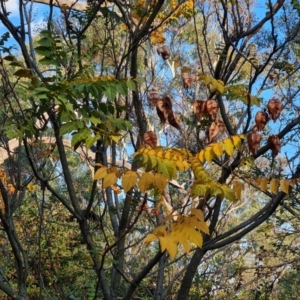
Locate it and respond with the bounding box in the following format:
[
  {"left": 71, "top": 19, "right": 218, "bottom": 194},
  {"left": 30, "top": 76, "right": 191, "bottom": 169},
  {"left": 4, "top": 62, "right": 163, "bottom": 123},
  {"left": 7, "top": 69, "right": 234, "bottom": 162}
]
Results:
[
  {"left": 143, "top": 131, "right": 158, "bottom": 149},
  {"left": 147, "top": 89, "right": 160, "bottom": 108},
  {"left": 193, "top": 100, "right": 207, "bottom": 120},
  {"left": 267, "top": 98, "right": 282, "bottom": 122},
  {"left": 207, "top": 122, "right": 220, "bottom": 142},
  {"left": 247, "top": 127, "right": 262, "bottom": 155},
  {"left": 157, "top": 45, "right": 170, "bottom": 60},
  {"left": 255, "top": 111, "right": 269, "bottom": 131},
  {"left": 217, "top": 119, "right": 226, "bottom": 133},
  {"left": 156, "top": 96, "right": 173, "bottom": 124},
  {"left": 181, "top": 73, "right": 196, "bottom": 89},
  {"left": 168, "top": 111, "right": 180, "bottom": 130},
  {"left": 268, "top": 135, "right": 281, "bottom": 156},
  {"left": 206, "top": 99, "right": 218, "bottom": 121}
]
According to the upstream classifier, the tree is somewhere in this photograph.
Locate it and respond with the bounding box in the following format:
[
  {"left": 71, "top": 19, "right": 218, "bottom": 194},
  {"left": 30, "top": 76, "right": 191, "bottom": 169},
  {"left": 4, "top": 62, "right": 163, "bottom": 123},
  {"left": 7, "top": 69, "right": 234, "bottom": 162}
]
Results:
[{"left": 1, "top": 0, "right": 300, "bottom": 299}]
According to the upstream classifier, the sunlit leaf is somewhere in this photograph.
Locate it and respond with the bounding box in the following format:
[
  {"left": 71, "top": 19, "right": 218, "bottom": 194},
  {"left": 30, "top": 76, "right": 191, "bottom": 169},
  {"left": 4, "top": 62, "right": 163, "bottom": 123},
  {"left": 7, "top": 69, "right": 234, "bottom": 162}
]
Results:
[
  {"left": 138, "top": 172, "right": 155, "bottom": 193},
  {"left": 223, "top": 138, "right": 234, "bottom": 156},
  {"left": 94, "top": 167, "right": 107, "bottom": 180},
  {"left": 144, "top": 233, "right": 158, "bottom": 244},
  {"left": 122, "top": 171, "right": 138, "bottom": 193},
  {"left": 270, "top": 178, "right": 279, "bottom": 194},
  {"left": 280, "top": 179, "right": 290, "bottom": 193},
  {"left": 103, "top": 173, "right": 117, "bottom": 188},
  {"left": 260, "top": 177, "right": 269, "bottom": 192},
  {"left": 154, "top": 174, "right": 168, "bottom": 192},
  {"left": 213, "top": 142, "right": 223, "bottom": 157}
]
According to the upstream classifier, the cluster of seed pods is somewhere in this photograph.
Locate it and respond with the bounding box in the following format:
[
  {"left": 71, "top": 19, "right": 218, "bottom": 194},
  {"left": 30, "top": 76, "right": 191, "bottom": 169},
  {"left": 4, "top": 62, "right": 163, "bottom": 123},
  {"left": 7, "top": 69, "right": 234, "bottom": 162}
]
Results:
[{"left": 248, "top": 98, "right": 282, "bottom": 156}]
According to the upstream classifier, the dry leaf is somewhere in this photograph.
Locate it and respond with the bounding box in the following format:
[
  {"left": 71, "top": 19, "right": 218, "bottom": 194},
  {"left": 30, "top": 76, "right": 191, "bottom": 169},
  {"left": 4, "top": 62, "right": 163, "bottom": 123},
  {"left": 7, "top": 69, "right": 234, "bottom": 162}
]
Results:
[
  {"left": 255, "top": 111, "right": 269, "bottom": 131},
  {"left": 157, "top": 45, "right": 170, "bottom": 60},
  {"left": 156, "top": 96, "right": 173, "bottom": 124},
  {"left": 206, "top": 99, "right": 218, "bottom": 120},
  {"left": 193, "top": 100, "right": 207, "bottom": 120},
  {"left": 247, "top": 127, "right": 262, "bottom": 155},
  {"left": 147, "top": 89, "right": 160, "bottom": 108},
  {"left": 168, "top": 111, "right": 180, "bottom": 130},
  {"left": 181, "top": 73, "right": 196, "bottom": 89},
  {"left": 267, "top": 98, "right": 282, "bottom": 122},
  {"left": 143, "top": 131, "right": 158, "bottom": 149},
  {"left": 268, "top": 135, "right": 281, "bottom": 156},
  {"left": 217, "top": 119, "right": 226, "bottom": 132},
  {"left": 207, "top": 122, "right": 219, "bottom": 142}
]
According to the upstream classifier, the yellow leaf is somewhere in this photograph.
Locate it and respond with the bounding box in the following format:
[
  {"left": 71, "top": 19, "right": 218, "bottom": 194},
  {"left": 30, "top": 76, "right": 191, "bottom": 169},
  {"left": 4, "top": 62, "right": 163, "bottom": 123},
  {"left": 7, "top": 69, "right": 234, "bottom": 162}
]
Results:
[
  {"left": 110, "top": 135, "right": 120, "bottom": 143},
  {"left": 153, "top": 225, "right": 167, "bottom": 236},
  {"left": 27, "top": 184, "right": 38, "bottom": 191},
  {"left": 231, "top": 135, "right": 242, "bottom": 149},
  {"left": 204, "top": 147, "right": 214, "bottom": 163},
  {"left": 213, "top": 142, "right": 223, "bottom": 157},
  {"left": 240, "top": 157, "right": 255, "bottom": 167},
  {"left": 164, "top": 150, "right": 173, "bottom": 160},
  {"left": 280, "top": 179, "right": 290, "bottom": 193},
  {"left": 223, "top": 138, "right": 234, "bottom": 156},
  {"left": 171, "top": 230, "right": 191, "bottom": 253},
  {"left": 194, "top": 220, "right": 210, "bottom": 235},
  {"left": 260, "top": 177, "right": 268, "bottom": 192},
  {"left": 94, "top": 167, "right": 107, "bottom": 180},
  {"left": 270, "top": 178, "right": 279, "bottom": 194},
  {"left": 144, "top": 233, "right": 158, "bottom": 244},
  {"left": 254, "top": 178, "right": 261, "bottom": 187},
  {"left": 122, "top": 171, "right": 138, "bottom": 193},
  {"left": 158, "top": 236, "right": 167, "bottom": 252},
  {"left": 165, "top": 237, "right": 178, "bottom": 259},
  {"left": 183, "top": 226, "right": 203, "bottom": 248},
  {"left": 182, "top": 161, "right": 190, "bottom": 170},
  {"left": 175, "top": 161, "right": 185, "bottom": 172},
  {"left": 7, "top": 184, "right": 15, "bottom": 194},
  {"left": 191, "top": 208, "right": 205, "bottom": 222},
  {"left": 198, "top": 150, "right": 205, "bottom": 163},
  {"left": 150, "top": 27, "right": 166, "bottom": 45},
  {"left": 154, "top": 174, "right": 168, "bottom": 192},
  {"left": 138, "top": 172, "right": 155, "bottom": 193},
  {"left": 232, "top": 181, "right": 244, "bottom": 200},
  {"left": 103, "top": 173, "right": 117, "bottom": 188}
]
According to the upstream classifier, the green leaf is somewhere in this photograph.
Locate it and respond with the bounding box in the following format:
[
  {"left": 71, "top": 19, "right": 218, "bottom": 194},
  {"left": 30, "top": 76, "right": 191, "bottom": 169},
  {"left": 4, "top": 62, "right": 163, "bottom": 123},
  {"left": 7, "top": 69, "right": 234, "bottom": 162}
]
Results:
[
  {"left": 191, "top": 184, "right": 209, "bottom": 196},
  {"left": 89, "top": 116, "right": 102, "bottom": 125},
  {"left": 104, "top": 83, "right": 117, "bottom": 100},
  {"left": 116, "top": 82, "right": 128, "bottom": 95},
  {"left": 157, "top": 159, "right": 177, "bottom": 179},
  {"left": 85, "top": 135, "right": 99, "bottom": 149},
  {"left": 126, "top": 79, "right": 136, "bottom": 91},
  {"left": 14, "top": 69, "right": 33, "bottom": 78},
  {"left": 220, "top": 184, "right": 237, "bottom": 202},
  {"left": 71, "top": 128, "right": 91, "bottom": 146},
  {"left": 59, "top": 122, "right": 79, "bottom": 136}
]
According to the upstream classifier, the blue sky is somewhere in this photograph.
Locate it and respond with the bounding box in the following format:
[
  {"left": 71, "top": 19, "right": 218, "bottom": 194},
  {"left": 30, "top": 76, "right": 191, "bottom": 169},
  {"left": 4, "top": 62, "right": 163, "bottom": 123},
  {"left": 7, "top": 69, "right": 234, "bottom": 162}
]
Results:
[{"left": 0, "top": 0, "right": 47, "bottom": 49}]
